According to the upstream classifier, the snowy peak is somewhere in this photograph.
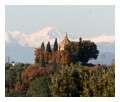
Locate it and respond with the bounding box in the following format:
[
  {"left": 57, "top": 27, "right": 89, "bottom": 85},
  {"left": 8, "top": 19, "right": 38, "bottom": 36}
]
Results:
[
  {"left": 5, "top": 26, "right": 115, "bottom": 48},
  {"left": 84, "top": 35, "right": 115, "bottom": 43},
  {"left": 30, "top": 26, "right": 63, "bottom": 39},
  {"left": 6, "top": 31, "right": 28, "bottom": 46},
  {"left": 31, "top": 26, "right": 54, "bottom": 36},
  {"left": 5, "top": 27, "right": 64, "bottom": 47}
]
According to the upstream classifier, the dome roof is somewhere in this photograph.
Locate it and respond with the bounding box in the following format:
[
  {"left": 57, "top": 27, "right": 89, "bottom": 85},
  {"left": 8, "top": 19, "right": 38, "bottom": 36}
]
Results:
[{"left": 60, "top": 32, "right": 70, "bottom": 50}]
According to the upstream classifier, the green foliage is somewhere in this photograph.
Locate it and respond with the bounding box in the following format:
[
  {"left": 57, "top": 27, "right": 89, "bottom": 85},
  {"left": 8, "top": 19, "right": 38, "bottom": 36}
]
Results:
[
  {"left": 65, "top": 38, "right": 99, "bottom": 65},
  {"left": 40, "top": 53, "right": 45, "bottom": 67},
  {"left": 5, "top": 63, "right": 11, "bottom": 70},
  {"left": 6, "top": 91, "right": 26, "bottom": 97},
  {"left": 50, "top": 64, "right": 83, "bottom": 97},
  {"left": 5, "top": 60, "right": 115, "bottom": 97},
  {"left": 50, "top": 63, "right": 115, "bottom": 97},
  {"left": 27, "top": 76, "right": 51, "bottom": 97},
  {"left": 53, "top": 59, "right": 57, "bottom": 72},
  {"left": 46, "top": 42, "right": 51, "bottom": 53},
  {"left": 7, "top": 69, "right": 17, "bottom": 89},
  {"left": 17, "top": 67, "right": 24, "bottom": 85},
  {"left": 65, "top": 42, "right": 79, "bottom": 63},
  {"left": 5, "top": 70, "right": 11, "bottom": 92},
  {"left": 78, "top": 39, "right": 99, "bottom": 64},
  {"left": 53, "top": 38, "right": 58, "bottom": 51},
  {"left": 52, "top": 59, "right": 62, "bottom": 74},
  {"left": 81, "top": 64, "right": 115, "bottom": 97},
  {"left": 24, "top": 63, "right": 31, "bottom": 69}
]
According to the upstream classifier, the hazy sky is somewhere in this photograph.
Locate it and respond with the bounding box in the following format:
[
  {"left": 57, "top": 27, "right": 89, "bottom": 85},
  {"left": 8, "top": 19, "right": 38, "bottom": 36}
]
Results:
[{"left": 5, "top": 5, "right": 115, "bottom": 38}]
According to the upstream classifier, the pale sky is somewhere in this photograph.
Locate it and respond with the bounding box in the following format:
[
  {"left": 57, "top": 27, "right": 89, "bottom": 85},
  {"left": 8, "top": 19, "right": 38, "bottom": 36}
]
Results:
[{"left": 5, "top": 5, "right": 115, "bottom": 38}]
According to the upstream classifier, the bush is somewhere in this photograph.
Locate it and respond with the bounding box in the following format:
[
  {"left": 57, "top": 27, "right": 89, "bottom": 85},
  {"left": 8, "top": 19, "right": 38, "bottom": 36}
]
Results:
[
  {"left": 50, "top": 64, "right": 83, "bottom": 97},
  {"left": 5, "top": 91, "right": 26, "bottom": 97},
  {"left": 50, "top": 63, "right": 115, "bottom": 97},
  {"left": 27, "top": 75, "right": 51, "bottom": 97}
]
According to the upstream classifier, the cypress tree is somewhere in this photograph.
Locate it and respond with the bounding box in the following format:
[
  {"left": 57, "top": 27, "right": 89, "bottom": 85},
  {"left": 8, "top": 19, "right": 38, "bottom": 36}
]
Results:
[
  {"left": 46, "top": 42, "right": 51, "bottom": 53},
  {"left": 40, "top": 53, "right": 45, "bottom": 67},
  {"left": 79, "top": 37, "right": 82, "bottom": 44},
  {"left": 53, "top": 38, "right": 58, "bottom": 51},
  {"left": 78, "top": 37, "right": 82, "bottom": 62},
  {"left": 41, "top": 42, "right": 45, "bottom": 50}
]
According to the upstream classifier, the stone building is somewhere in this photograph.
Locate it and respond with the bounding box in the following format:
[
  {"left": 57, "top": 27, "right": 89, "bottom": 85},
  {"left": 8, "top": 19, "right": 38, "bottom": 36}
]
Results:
[{"left": 59, "top": 32, "right": 70, "bottom": 50}]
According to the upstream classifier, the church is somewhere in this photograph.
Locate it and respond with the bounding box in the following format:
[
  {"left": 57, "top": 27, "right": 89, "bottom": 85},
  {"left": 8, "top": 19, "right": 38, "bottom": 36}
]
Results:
[{"left": 59, "top": 32, "right": 70, "bottom": 50}]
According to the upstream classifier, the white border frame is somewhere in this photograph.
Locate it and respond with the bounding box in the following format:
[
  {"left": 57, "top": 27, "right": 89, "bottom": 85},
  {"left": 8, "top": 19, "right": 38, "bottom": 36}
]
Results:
[{"left": 0, "top": 0, "right": 119, "bottom": 102}]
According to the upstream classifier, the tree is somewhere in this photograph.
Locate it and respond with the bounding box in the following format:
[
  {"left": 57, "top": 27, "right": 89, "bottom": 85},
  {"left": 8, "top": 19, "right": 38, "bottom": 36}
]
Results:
[
  {"left": 6, "top": 91, "right": 26, "bottom": 97},
  {"left": 17, "top": 64, "right": 24, "bottom": 85},
  {"left": 6, "top": 68, "right": 17, "bottom": 90},
  {"left": 34, "top": 56, "right": 39, "bottom": 63},
  {"left": 14, "top": 64, "right": 53, "bottom": 92},
  {"left": 53, "top": 38, "right": 58, "bottom": 51},
  {"left": 27, "top": 76, "right": 51, "bottom": 97},
  {"left": 60, "top": 50, "right": 71, "bottom": 65},
  {"left": 79, "top": 37, "right": 82, "bottom": 44},
  {"left": 53, "top": 59, "right": 57, "bottom": 72},
  {"left": 65, "top": 39, "right": 99, "bottom": 65},
  {"left": 18, "top": 70, "right": 22, "bottom": 85},
  {"left": 50, "top": 64, "right": 83, "bottom": 97},
  {"left": 46, "top": 42, "right": 51, "bottom": 53},
  {"left": 44, "top": 51, "right": 50, "bottom": 63},
  {"left": 81, "top": 62, "right": 115, "bottom": 97},
  {"left": 40, "top": 53, "right": 45, "bottom": 67},
  {"left": 34, "top": 48, "right": 49, "bottom": 63},
  {"left": 5, "top": 63, "right": 11, "bottom": 70},
  {"left": 41, "top": 42, "right": 45, "bottom": 50},
  {"left": 78, "top": 40, "right": 99, "bottom": 65},
  {"left": 5, "top": 70, "right": 11, "bottom": 92},
  {"left": 65, "top": 42, "right": 79, "bottom": 63}
]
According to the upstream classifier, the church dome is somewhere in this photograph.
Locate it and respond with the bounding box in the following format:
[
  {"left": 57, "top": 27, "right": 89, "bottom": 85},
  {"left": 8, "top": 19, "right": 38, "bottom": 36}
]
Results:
[{"left": 60, "top": 32, "right": 70, "bottom": 50}]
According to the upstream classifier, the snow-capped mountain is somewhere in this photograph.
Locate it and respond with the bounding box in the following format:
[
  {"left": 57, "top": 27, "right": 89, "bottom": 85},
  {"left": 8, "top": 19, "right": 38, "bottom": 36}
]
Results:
[
  {"left": 6, "top": 26, "right": 115, "bottom": 47},
  {"left": 84, "top": 35, "right": 115, "bottom": 43},
  {"left": 5, "top": 27, "right": 66, "bottom": 47},
  {"left": 5, "top": 26, "right": 115, "bottom": 64}
]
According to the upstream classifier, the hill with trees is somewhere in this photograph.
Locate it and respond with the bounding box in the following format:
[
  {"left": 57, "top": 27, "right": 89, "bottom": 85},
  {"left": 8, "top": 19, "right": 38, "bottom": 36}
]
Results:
[{"left": 5, "top": 37, "right": 115, "bottom": 97}]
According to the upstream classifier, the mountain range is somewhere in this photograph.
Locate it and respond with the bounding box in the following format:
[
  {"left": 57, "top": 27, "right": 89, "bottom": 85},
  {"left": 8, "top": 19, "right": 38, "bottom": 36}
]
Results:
[
  {"left": 5, "top": 27, "right": 64, "bottom": 47},
  {"left": 5, "top": 26, "right": 115, "bottom": 65}
]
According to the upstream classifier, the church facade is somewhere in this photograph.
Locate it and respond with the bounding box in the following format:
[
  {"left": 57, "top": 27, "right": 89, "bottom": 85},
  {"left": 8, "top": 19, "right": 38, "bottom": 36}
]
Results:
[{"left": 59, "top": 32, "right": 70, "bottom": 50}]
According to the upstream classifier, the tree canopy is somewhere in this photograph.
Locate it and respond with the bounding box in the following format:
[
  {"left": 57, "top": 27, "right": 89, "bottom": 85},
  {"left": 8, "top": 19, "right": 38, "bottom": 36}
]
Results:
[
  {"left": 40, "top": 53, "right": 45, "bottom": 67},
  {"left": 46, "top": 42, "right": 52, "bottom": 53},
  {"left": 50, "top": 64, "right": 83, "bottom": 97},
  {"left": 65, "top": 38, "right": 99, "bottom": 65},
  {"left": 27, "top": 76, "right": 51, "bottom": 97},
  {"left": 78, "top": 39, "right": 99, "bottom": 65},
  {"left": 53, "top": 38, "right": 58, "bottom": 51}
]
